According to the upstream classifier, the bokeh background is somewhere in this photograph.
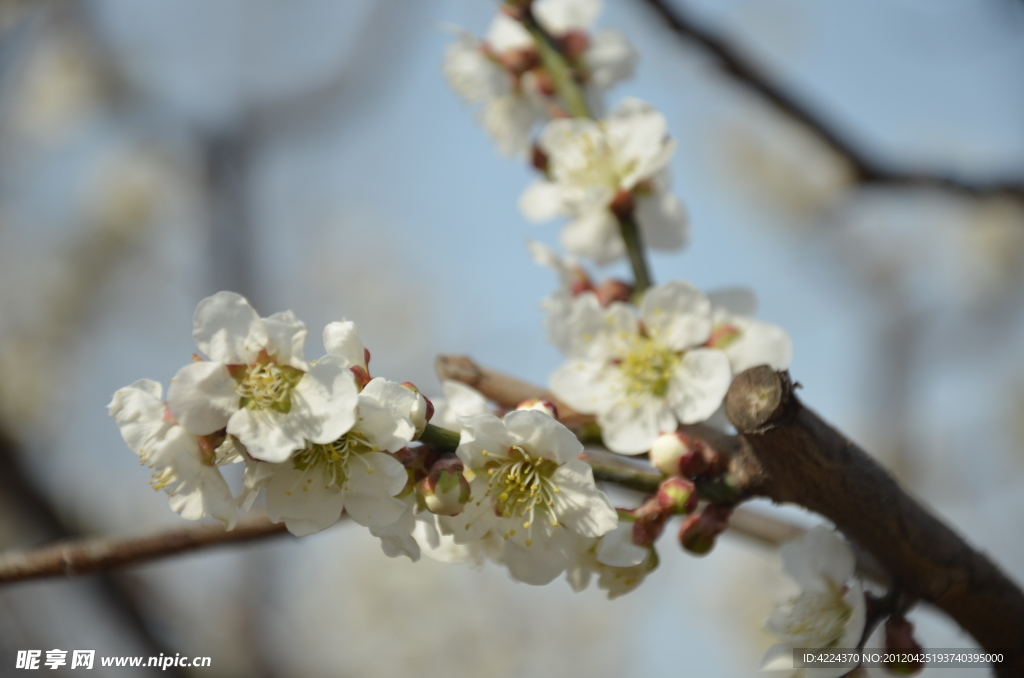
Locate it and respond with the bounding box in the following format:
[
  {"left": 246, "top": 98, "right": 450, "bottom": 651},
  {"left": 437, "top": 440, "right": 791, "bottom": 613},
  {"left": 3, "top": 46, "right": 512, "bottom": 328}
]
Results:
[{"left": 1, "top": 0, "right": 1023, "bottom": 675}]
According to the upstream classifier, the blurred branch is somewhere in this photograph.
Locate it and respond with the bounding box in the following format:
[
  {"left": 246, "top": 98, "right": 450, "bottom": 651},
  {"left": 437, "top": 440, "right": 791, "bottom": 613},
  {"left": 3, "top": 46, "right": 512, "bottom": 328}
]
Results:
[
  {"left": 638, "top": 0, "right": 1024, "bottom": 202},
  {"left": 0, "top": 514, "right": 289, "bottom": 585},
  {"left": 0, "top": 431, "right": 185, "bottom": 675}
]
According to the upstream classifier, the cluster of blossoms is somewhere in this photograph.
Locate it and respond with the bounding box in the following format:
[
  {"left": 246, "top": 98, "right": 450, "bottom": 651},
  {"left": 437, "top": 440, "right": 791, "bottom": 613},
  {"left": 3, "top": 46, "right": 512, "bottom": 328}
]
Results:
[
  {"left": 105, "top": 0, "right": 909, "bottom": 669},
  {"left": 109, "top": 293, "right": 666, "bottom": 595}
]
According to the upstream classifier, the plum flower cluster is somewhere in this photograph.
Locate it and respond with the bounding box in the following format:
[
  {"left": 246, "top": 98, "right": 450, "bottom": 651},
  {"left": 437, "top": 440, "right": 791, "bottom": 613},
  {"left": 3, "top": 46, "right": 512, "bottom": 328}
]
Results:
[
  {"left": 110, "top": 292, "right": 654, "bottom": 592},
  {"left": 445, "top": 0, "right": 687, "bottom": 264}
]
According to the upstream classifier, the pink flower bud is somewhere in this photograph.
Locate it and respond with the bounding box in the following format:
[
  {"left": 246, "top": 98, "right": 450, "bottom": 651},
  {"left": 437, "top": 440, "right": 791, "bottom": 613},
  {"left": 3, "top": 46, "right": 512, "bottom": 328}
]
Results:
[
  {"left": 363, "top": 348, "right": 372, "bottom": 370},
  {"left": 609, "top": 188, "right": 635, "bottom": 220},
  {"left": 516, "top": 398, "right": 559, "bottom": 419},
  {"left": 656, "top": 477, "right": 698, "bottom": 515},
  {"left": 419, "top": 456, "right": 470, "bottom": 516},
  {"left": 595, "top": 279, "right": 632, "bottom": 307},
  {"left": 704, "top": 323, "right": 741, "bottom": 350},
  {"left": 350, "top": 366, "right": 371, "bottom": 390},
  {"left": 679, "top": 503, "right": 733, "bottom": 556},
  {"left": 884, "top": 616, "right": 924, "bottom": 675},
  {"left": 400, "top": 382, "right": 434, "bottom": 433},
  {"left": 650, "top": 432, "right": 691, "bottom": 476},
  {"left": 560, "top": 29, "right": 589, "bottom": 59},
  {"left": 532, "top": 144, "right": 549, "bottom": 173}
]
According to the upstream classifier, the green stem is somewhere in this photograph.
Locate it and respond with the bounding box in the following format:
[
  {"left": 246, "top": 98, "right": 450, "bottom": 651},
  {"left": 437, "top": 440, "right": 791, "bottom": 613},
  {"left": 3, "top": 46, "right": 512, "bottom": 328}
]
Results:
[
  {"left": 521, "top": 13, "right": 591, "bottom": 119},
  {"left": 618, "top": 216, "right": 653, "bottom": 294},
  {"left": 419, "top": 423, "right": 460, "bottom": 450}
]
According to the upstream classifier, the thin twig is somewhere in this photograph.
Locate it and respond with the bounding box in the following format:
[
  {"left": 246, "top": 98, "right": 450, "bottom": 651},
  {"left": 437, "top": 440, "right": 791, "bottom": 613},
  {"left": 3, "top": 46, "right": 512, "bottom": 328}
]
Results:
[
  {"left": 0, "top": 514, "right": 289, "bottom": 584},
  {"left": 638, "top": 0, "right": 1024, "bottom": 201}
]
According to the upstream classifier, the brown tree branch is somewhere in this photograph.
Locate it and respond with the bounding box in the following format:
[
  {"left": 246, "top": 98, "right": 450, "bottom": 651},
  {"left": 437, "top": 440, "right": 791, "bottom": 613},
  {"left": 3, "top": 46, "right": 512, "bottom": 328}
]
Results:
[
  {"left": 724, "top": 367, "right": 1024, "bottom": 671},
  {"left": 0, "top": 514, "right": 289, "bottom": 585},
  {"left": 638, "top": 0, "right": 1024, "bottom": 202},
  {"left": 436, "top": 355, "right": 1024, "bottom": 668}
]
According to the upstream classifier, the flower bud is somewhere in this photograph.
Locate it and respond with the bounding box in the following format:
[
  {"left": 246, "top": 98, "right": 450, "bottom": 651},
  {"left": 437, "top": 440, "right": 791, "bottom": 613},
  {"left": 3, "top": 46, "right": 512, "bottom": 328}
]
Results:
[
  {"left": 560, "top": 29, "right": 589, "bottom": 60},
  {"left": 350, "top": 365, "right": 371, "bottom": 390},
  {"left": 609, "top": 188, "right": 635, "bottom": 220},
  {"left": 705, "top": 323, "right": 741, "bottom": 350},
  {"left": 656, "top": 477, "right": 698, "bottom": 515},
  {"left": 516, "top": 398, "right": 559, "bottom": 419},
  {"left": 595, "top": 278, "right": 632, "bottom": 307},
  {"left": 679, "top": 503, "right": 733, "bottom": 556},
  {"left": 884, "top": 616, "right": 924, "bottom": 675},
  {"left": 650, "top": 432, "right": 691, "bottom": 476},
  {"left": 418, "top": 456, "right": 470, "bottom": 516},
  {"left": 401, "top": 382, "right": 435, "bottom": 434},
  {"left": 534, "top": 69, "right": 556, "bottom": 97},
  {"left": 531, "top": 144, "right": 549, "bottom": 173}
]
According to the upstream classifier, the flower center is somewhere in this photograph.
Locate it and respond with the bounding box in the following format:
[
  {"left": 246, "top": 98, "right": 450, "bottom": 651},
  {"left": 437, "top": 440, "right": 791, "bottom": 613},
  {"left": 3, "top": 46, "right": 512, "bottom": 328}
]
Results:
[
  {"left": 292, "top": 431, "right": 377, "bottom": 490},
  {"left": 232, "top": 359, "right": 303, "bottom": 413},
  {"left": 619, "top": 336, "right": 680, "bottom": 398},
  {"left": 558, "top": 127, "right": 637, "bottom": 194},
  {"left": 481, "top": 446, "right": 561, "bottom": 545},
  {"left": 781, "top": 590, "right": 852, "bottom": 647}
]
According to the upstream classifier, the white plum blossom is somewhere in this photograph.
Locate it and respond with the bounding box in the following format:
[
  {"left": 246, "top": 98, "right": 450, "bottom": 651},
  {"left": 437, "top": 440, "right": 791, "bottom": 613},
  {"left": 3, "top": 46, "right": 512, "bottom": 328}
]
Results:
[
  {"left": 566, "top": 522, "right": 658, "bottom": 599},
  {"left": 528, "top": 240, "right": 594, "bottom": 351},
  {"left": 442, "top": 16, "right": 545, "bottom": 156},
  {"left": 520, "top": 98, "right": 688, "bottom": 264},
  {"left": 532, "top": 0, "right": 638, "bottom": 104},
  {"left": 434, "top": 379, "right": 490, "bottom": 431},
  {"left": 166, "top": 292, "right": 359, "bottom": 464},
  {"left": 762, "top": 526, "right": 867, "bottom": 678},
  {"left": 260, "top": 377, "right": 421, "bottom": 537},
  {"left": 443, "top": 0, "right": 636, "bottom": 156},
  {"left": 550, "top": 280, "right": 732, "bottom": 454},
  {"left": 706, "top": 288, "right": 792, "bottom": 374},
  {"left": 109, "top": 379, "right": 237, "bottom": 528},
  {"left": 439, "top": 409, "right": 618, "bottom": 585}
]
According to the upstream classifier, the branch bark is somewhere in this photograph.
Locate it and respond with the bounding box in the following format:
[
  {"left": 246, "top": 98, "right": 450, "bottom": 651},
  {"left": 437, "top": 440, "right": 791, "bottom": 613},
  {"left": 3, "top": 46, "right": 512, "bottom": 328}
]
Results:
[
  {"left": 436, "top": 355, "right": 1024, "bottom": 669},
  {"left": 0, "top": 514, "right": 289, "bottom": 585},
  {"left": 638, "top": 0, "right": 1024, "bottom": 202},
  {"left": 724, "top": 367, "right": 1024, "bottom": 671}
]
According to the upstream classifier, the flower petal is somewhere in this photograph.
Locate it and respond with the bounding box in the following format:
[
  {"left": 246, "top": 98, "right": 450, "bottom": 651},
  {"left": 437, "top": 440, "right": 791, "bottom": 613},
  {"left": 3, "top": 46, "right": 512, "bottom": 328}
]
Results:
[
  {"left": 167, "top": 361, "right": 238, "bottom": 435},
  {"left": 519, "top": 181, "right": 565, "bottom": 222},
  {"left": 192, "top": 291, "right": 265, "bottom": 363},
  {"left": 666, "top": 348, "right": 732, "bottom": 425},
  {"left": 289, "top": 361, "right": 359, "bottom": 444},
  {"left": 534, "top": 0, "right": 601, "bottom": 33},
  {"left": 227, "top": 407, "right": 305, "bottom": 463},
  {"left": 503, "top": 520, "right": 570, "bottom": 585},
  {"left": 438, "top": 380, "right": 489, "bottom": 430},
  {"left": 354, "top": 384, "right": 417, "bottom": 453},
  {"left": 635, "top": 189, "right": 689, "bottom": 252},
  {"left": 438, "top": 476, "right": 499, "bottom": 543},
  {"left": 455, "top": 413, "right": 513, "bottom": 469},
  {"left": 108, "top": 379, "right": 168, "bottom": 456},
  {"left": 322, "top": 320, "right": 365, "bottom": 368},
  {"left": 342, "top": 452, "right": 411, "bottom": 528},
  {"left": 549, "top": 459, "right": 618, "bottom": 537},
  {"left": 369, "top": 495, "right": 420, "bottom": 562},
  {"left": 640, "top": 280, "right": 713, "bottom": 350},
  {"left": 504, "top": 409, "right": 583, "bottom": 464},
  {"left": 598, "top": 396, "right": 676, "bottom": 455},
  {"left": 726, "top": 320, "right": 793, "bottom": 373},
  {"left": 595, "top": 520, "right": 649, "bottom": 567},
  {"left": 264, "top": 463, "right": 346, "bottom": 536},
  {"left": 262, "top": 310, "right": 308, "bottom": 369},
  {"left": 561, "top": 208, "right": 624, "bottom": 265},
  {"left": 781, "top": 525, "right": 856, "bottom": 593}
]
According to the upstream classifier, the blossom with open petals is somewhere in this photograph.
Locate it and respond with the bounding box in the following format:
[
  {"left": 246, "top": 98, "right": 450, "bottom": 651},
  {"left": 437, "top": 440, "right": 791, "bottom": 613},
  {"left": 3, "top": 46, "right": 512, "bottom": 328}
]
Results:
[
  {"left": 443, "top": 16, "right": 545, "bottom": 156},
  {"left": 166, "top": 292, "right": 358, "bottom": 464},
  {"left": 109, "top": 379, "right": 237, "bottom": 528},
  {"left": 550, "top": 280, "right": 731, "bottom": 454},
  {"left": 565, "top": 521, "right": 658, "bottom": 599},
  {"left": 762, "top": 526, "right": 867, "bottom": 677},
  {"left": 520, "top": 99, "right": 688, "bottom": 264},
  {"left": 706, "top": 288, "right": 792, "bottom": 374},
  {"left": 439, "top": 409, "right": 618, "bottom": 585},
  {"left": 258, "top": 377, "right": 421, "bottom": 536}
]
